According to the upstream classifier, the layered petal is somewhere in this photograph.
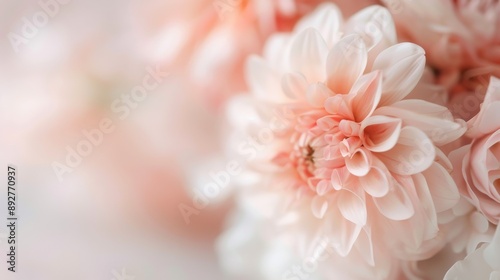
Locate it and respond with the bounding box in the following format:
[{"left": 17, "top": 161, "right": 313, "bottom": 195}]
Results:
[
  {"left": 326, "top": 34, "right": 367, "bottom": 94},
  {"left": 289, "top": 28, "right": 329, "bottom": 83},
  {"left": 377, "top": 126, "right": 435, "bottom": 175},
  {"left": 373, "top": 43, "right": 426, "bottom": 106}
]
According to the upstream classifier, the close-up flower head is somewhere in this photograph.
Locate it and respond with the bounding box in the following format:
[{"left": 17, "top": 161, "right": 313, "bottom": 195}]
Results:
[{"left": 1, "top": 0, "right": 500, "bottom": 279}]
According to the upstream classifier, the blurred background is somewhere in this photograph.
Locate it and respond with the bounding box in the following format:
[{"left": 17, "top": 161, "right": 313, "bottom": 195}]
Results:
[{"left": 0, "top": 0, "right": 376, "bottom": 279}]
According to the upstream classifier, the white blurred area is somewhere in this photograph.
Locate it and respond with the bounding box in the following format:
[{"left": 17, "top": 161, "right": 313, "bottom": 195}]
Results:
[{"left": 0, "top": 0, "right": 231, "bottom": 279}]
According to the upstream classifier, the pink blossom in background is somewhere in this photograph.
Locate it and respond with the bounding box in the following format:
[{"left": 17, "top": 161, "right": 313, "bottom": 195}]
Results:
[
  {"left": 444, "top": 223, "right": 500, "bottom": 279},
  {"left": 382, "top": 0, "right": 500, "bottom": 120},
  {"left": 220, "top": 4, "right": 467, "bottom": 279},
  {"left": 450, "top": 77, "right": 500, "bottom": 225}
]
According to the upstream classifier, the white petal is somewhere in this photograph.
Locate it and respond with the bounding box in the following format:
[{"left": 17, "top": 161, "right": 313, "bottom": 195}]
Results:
[
  {"left": 311, "top": 195, "right": 329, "bottom": 219},
  {"left": 484, "top": 224, "right": 500, "bottom": 270},
  {"left": 246, "top": 55, "right": 285, "bottom": 102},
  {"left": 281, "top": 72, "right": 308, "bottom": 101},
  {"left": 289, "top": 28, "right": 329, "bottom": 83},
  {"left": 295, "top": 3, "right": 343, "bottom": 48},
  {"left": 373, "top": 43, "right": 426, "bottom": 106}
]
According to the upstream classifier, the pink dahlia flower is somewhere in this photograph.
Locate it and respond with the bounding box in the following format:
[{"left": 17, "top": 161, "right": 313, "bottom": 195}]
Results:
[
  {"left": 225, "top": 3, "right": 466, "bottom": 270},
  {"left": 450, "top": 77, "right": 500, "bottom": 224}
]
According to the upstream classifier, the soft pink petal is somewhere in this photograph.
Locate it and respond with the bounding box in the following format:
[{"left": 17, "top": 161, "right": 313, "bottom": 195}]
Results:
[
  {"left": 345, "top": 148, "right": 371, "bottom": 176},
  {"left": 373, "top": 179, "right": 415, "bottom": 220},
  {"left": 345, "top": 5, "right": 397, "bottom": 68},
  {"left": 348, "top": 70, "right": 382, "bottom": 121},
  {"left": 331, "top": 166, "right": 349, "bottom": 190},
  {"left": 337, "top": 189, "right": 367, "bottom": 225},
  {"left": 307, "top": 82, "right": 334, "bottom": 108},
  {"left": 325, "top": 208, "right": 362, "bottom": 256},
  {"left": 245, "top": 55, "right": 284, "bottom": 102},
  {"left": 361, "top": 115, "right": 402, "bottom": 152},
  {"left": 375, "top": 99, "right": 466, "bottom": 145},
  {"left": 423, "top": 162, "right": 460, "bottom": 212},
  {"left": 326, "top": 34, "right": 367, "bottom": 94},
  {"left": 311, "top": 195, "right": 329, "bottom": 219},
  {"left": 377, "top": 126, "right": 435, "bottom": 175},
  {"left": 359, "top": 159, "right": 390, "bottom": 197},
  {"left": 324, "top": 95, "right": 354, "bottom": 119},
  {"left": 281, "top": 71, "right": 308, "bottom": 101},
  {"left": 467, "top": 76, "right": 500, "bottom": 138},
  {"left": 373, "top": 43, "right": 426, "bottom": 106}
]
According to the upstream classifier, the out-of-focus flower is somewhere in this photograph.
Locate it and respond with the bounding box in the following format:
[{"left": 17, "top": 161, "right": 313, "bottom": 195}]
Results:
[
  {"left": 450, "top": 76, "right": 500, "bottom": 224},
  {"left": 439, "top": 197, "right": 495, "bottom": 254},
  {"left": 382, "top": 0, "right": 500, "bottom": 91},
  {"left": 222, "top": 4, "right": 466, "bottom": 277},
  {"left": 444, "top": 223, "right": 500, "bottom": 280},
  {"left": 137, "top": 0, "right": 379, "bottom": 110},
  {"left": 382, "top": 0, "right": 500, "bottom": 123}
]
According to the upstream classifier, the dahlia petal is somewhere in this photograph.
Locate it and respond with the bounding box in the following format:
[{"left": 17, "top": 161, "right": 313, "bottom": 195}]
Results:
[
  {"left": 354, "top": 227, "right": 375, "bottom": 266},
  {"left": 349, "top": 70, "right": 382, "bottom": 121},
  {"left": 377, "top": 126, "right": 435, "bottom": 175},
  {"left": 375, "top": 100, "right": 467, "bottom": 145},
  {"left": 281, "top": 72, "right": 308, "bottom": 101},
  {"left": 374, "top": 179, "right": 415, "bottom": 220},
  {"left": 326, "top": 34, "right": 367, "bottom": 94},
  {"left": 263, "top": 33, "right": 292, "bottom": 68},
  {"left": 422, "top": 162, "right": 460, "bottom": 212},
  {"left": 316, "top": 116, "right": 338, "bottom": 131},
  {"left": 359, "top": 164, "right": 390, "bottom": 197},
  {"left": 307, "top": 82, "right": 333, "bottom": 108},
  {"left": 411, "top": 173, "right": 439, "bottom": 242},
  {"left": 338, "top": 120, "right": 360, "bottom": 137},
  {"left": 311, "top": 195, "right": 329, "bottom": 219},
  {"left": 289, "top": 28, "right": 329, "bottom": 83},
  {"left": 324, "top": 95, "right": 354, "bottom": 119},
  {"left": 331, "top": 166, "right": 349, "bottom": 190},
  {"left": 345, "top": 6, "right": 396, "bottom": 67},
  {"left": 337, "top": 189, "right": 367, "bottom": 225},
  {"left": 361, "top": 115, "right": 402, "bottom": 152},
  {"left": 294, "top": 3, "right": 343, "bottom": 48},
  {"left": 345, "top": 148, "right": 371, "bottom": 177},
  {"left": 316, "top": 179, "right": 333, "bottom": 196},
  {"left": 325, "top": 208, "right": 362, "bottom": 256},
  {"left": 246, "top": 55, "right": 284, "bottom": 102},
  {"left": 373, "top": 43, "right": 426, "bottom": 106},
  {"left": 323, "top": 145, "right": 342, "bottom": 161}
]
